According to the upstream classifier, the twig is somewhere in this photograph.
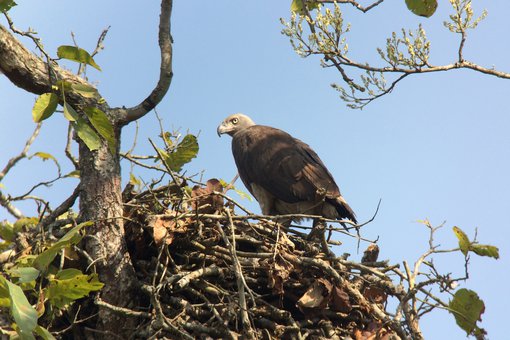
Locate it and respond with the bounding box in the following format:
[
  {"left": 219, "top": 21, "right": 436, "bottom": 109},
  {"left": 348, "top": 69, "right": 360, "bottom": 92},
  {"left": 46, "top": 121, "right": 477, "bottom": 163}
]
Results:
[
  {"left": 65, "top": 123, "right": 79, "bottom": 169},
  {"left": 0, "top": 123, "right": 42, "bottom": 181},
  {"left": 217, "top": 210, "right": 256, "bottom": 339},
  {"left": 95, "top": 297, "right": 151, "bottom": 318},
  {"left": 40, "top": 184, "right": 81, "bottom": 229}
]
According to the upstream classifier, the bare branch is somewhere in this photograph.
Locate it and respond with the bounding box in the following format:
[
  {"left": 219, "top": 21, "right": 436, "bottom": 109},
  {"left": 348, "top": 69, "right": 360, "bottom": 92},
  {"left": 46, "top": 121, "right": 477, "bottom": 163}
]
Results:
[
  {"left": 120, "top": 0, "right": 174, "bottom": 124},
  {"left": 0, "top": 123, "right": 41, "bottom": 182},
  {"left": 0, "top": 191, "right": 24, "bottom": 218},
  {"left": 40, "top": 184, "right": 81, "bottom": 229},
  {"left": 316, "top": 0, "right": 385, "bottom": 12}
]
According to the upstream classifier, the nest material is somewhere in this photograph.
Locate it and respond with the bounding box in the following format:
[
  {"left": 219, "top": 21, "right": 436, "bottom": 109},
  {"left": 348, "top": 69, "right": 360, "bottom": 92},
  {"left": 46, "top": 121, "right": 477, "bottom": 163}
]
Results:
[{"left": 123, "top": 180, "right": 403, "bottom": 340}]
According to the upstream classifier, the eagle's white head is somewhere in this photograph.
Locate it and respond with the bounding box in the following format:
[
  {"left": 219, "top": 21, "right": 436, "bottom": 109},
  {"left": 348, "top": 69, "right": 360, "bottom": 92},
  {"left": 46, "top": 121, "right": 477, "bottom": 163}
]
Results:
[{"left": 217, "top": 113, "right": 255, "bottom": 137}]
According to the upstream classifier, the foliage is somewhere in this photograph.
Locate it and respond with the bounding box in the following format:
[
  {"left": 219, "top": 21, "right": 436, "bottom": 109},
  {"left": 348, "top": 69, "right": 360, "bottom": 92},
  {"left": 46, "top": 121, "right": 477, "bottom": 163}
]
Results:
[
  {"left": 0, "top": 0, "right": 16, "bottom": 12},
  {"left": 405, "top": 0, "right": 438, "bottom": 17},
  {"left": 449, "top": 288, "right": 486, "bottom": 337},
  {"left": 283, "top": 0, "right": 505, "bottom": 109},
  {"left": 0, "top": 220, "right": 102, "bottom": 339},
  {"left": 56, "top": 45, "right": 101, "bottom": 71},
  {"left": 32, "top": 93, "right": 59, "bottom": 123},
  {"left": 156, "top": 133, "right": 199, "bottom": 172}
]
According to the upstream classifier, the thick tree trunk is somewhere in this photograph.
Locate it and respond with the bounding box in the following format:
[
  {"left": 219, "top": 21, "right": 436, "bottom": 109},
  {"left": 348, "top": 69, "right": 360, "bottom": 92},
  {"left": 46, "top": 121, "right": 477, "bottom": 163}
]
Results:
[{"left": 78, "top": 125, "right": 140, "bottom": 335}]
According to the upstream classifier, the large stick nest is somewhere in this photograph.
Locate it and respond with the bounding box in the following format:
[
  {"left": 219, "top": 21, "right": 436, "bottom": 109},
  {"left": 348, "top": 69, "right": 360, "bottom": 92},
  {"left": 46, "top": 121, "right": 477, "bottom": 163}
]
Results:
[{"left": 122, "top": 179, "right": 405, "bottom": 340}]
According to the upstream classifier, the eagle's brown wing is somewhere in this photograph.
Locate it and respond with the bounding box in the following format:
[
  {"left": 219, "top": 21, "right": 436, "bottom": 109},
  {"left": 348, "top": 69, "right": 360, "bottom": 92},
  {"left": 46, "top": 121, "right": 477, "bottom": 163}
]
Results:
[{"left": 231, "top": 125, "right": 356, "bottom": 222}]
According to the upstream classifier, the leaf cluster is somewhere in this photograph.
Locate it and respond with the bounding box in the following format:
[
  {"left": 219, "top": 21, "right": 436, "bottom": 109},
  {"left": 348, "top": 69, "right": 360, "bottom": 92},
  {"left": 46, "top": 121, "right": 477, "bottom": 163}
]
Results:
[
  {"left": 0, "top": 221, "right": 103, "bottom": 339},
  {"left": 31, "top": 45, "right": 116, "bottom": 154}
]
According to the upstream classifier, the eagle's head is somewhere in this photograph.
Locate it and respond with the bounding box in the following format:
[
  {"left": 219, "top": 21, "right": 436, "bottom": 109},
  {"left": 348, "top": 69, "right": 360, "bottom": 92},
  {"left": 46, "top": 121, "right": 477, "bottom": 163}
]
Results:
[{"left": 217, "top": 113, "right": 255, "bottom": 137}]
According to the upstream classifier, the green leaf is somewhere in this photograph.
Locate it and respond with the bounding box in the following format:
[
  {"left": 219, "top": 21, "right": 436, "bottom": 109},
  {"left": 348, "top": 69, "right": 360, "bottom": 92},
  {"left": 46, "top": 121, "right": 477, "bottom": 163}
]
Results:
[
  {"left": 56, "top": 80, "right": 73, "bottom": 93},
  {"left": 32, "top": 93, "right": 59, "bottom": 122},
  {"left": 55, "top": 268, "right": 83, "bottom": 280},
  {"left": 0, "top": 221, "right": 15, "bottom": 242},
  {"left": 470, "top": 244, "right": 499, "bottom": 259},
  {"left": 46, "top": 271, "right": 103, "bottom": 309},
  {"left": 13, "top": 218, "right": 38, "bottom": 232},
  {"left": 34, "top": 326, "right": 56, "bottom": 340},
  {"left": 63, "top": 102, "right": 79, "bottom": 122},
  {"left": 30, "top": 152, "right": 57, "bottom": 163},
  {"left": 57, "top": 45, "right": 101, "bottom": 71},
  {"left": 29, "top": 152, "right": 61, "bottom": 173},
  {"left": 290, "top": 0, "right": 319, "bottom": 14},
  {"left": 83, "top": 107, "right": 116, "bottom": 154},
  {"left": 0, "top": 0, "right": 17, "bottom": 12},
  {"left": 0, "top": 276, "right": 38, "bottom": 338},
  {"left": 129, "top": 173, "right": 141, "bottom": 187},
  {"left": 71, "top": 84, "right": 98, "bottom": 98},
  {"left": 64, "top": 170, "right": 80, "bottom": 178},
  {"left": 33, "top": 221, "right": 92, "bottom": 271},
  {"left": 161, "top": 134, "right": 199, "bottom": 172},
  {"left": 452, "top": 227, "right": 499, "bottom": 259},
  {"left": 234, "top": 187, "right": 253, "bottom": 202},
  {"left": 452, "top": 226, "right": 470, "bottom": 256},
  {"left": 73, "top": 119, "right": 102, "bottom": 151},
  {"left": 8, "top": 267, "right": 40, "bottom": 283},
  {"left": 405, "top": 0, "right": 437, "bottom": 18},
  {"left": 449, "top": 288, "right": 486, "bottom": 336}
]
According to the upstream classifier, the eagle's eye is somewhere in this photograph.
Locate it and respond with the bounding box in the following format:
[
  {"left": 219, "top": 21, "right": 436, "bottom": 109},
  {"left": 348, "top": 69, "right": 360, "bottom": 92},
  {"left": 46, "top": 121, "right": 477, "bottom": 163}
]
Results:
[{"left": 231, "top": 117, "right": 239, "bottom": 125}]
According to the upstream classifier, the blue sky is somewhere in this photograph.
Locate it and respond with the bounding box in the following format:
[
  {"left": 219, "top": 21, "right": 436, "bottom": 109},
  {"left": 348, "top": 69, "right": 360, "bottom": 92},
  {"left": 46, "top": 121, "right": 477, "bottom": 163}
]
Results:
[{"left": 1, "top": 1, "right": 508, "bottom": 338}]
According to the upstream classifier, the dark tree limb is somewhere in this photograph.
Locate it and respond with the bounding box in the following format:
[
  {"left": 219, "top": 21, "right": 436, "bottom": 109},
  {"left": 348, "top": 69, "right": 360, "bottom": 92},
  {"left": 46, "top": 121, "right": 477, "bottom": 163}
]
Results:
[{"left": 119, "top": 0, "right": 174, "bottom": 125}]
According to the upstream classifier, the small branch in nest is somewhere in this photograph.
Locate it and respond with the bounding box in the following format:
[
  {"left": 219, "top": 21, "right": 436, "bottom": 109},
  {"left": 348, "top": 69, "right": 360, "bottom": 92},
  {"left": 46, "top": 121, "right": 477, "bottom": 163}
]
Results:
[
  {"left": 95, "top": 297, "right": 151, "bottom": 318},
  {"left": 175, "top": 265, "right": 224, "bottom": 289},
  {"left": 216, "top": 210, "right": 256, "bottom": 339}
]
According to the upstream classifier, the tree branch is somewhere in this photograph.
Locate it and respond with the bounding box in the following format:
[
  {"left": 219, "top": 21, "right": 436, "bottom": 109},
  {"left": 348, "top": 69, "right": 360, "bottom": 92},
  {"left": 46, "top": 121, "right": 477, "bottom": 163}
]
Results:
[
  {"left": 0, "top": 25, "right": 90, "bottom": 96},
  {"left": 317, "top": 0, "right": 385, "bottom": 13},
  {"left": 119, "top": 0, "right": 174, "bottom": 125}
]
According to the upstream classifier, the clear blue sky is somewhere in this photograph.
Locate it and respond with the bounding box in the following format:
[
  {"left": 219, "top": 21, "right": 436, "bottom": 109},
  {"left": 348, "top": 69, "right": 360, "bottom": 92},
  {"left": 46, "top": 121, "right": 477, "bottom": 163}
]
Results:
[{"left": 1, "top": 1, "right": 508, "bottom": 338}]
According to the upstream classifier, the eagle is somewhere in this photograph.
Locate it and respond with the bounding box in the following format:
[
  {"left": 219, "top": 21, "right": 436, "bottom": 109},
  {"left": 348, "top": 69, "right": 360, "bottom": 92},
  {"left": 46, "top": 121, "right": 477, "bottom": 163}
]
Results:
[{"left": 217, "top": 113, "right": 357, "bottom": 226}]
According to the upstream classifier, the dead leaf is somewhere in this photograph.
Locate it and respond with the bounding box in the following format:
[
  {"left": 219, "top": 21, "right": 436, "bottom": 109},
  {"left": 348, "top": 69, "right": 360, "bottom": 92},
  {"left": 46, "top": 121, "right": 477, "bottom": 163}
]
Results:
[
  {"left": 297, "top": 278, "right": 332, "bottom": 310},
  {"left": 361, "top": 243, "right": 379, "bottom": 263},
  {"left": 278, "top": 231, "right": 295, "bottom": 251},
  {"left": 363, "top": 285, "right": 387, "bottom": 304},
  {"left": 191, "top": 178, "right": 224, "bottom": 213},
  {"left": 354, "top": 321, "right": 396, "bottom": 340},
  {"left": 36, "top": 290, "right": 45, "bottom": 317},
  {"left": 148, "top": 212, "right": 188, "bottom": 246},
  {"left": 267, "top": 254, "right": 294, "bottom": 295},
  {"left": 331, "top": 286, "right": 352, "bottom": 313}
]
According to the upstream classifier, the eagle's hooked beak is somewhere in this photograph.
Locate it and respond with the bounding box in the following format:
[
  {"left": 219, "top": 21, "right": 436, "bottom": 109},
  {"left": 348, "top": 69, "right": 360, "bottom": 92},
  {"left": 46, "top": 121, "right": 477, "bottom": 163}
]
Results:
[{"left": 217, "top": 122, "right": 227, "bottom": 137}]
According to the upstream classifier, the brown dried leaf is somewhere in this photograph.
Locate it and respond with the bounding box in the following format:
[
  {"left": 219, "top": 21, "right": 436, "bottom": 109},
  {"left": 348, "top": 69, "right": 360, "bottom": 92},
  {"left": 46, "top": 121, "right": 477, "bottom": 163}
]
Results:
[
  {"left": 267, "top": 254, "right": 294, "bottom": 295},
  {"left": 355, "top": 321, "right": 395, "bottom": 340},
  {"left": 148, "top": 212, "right": 188, "bottom": 246},
  {"left": 191, "top": 178, "right": 224, "bottom": 213},
  {"left": 363, "top": 285, "right": 387, "bottom": 304},
  {"left": 297, "top": 278, "right": 332, "bottom": 310},
  {"left": 278, "top": 231, "right": 295, "bottom": 251},
  {"left": 36, "top": 290, "right": 45, "bottom": 317},
  {"left": 331, "top": 286, "right": 352, "bottom": 313},
  {"left": 361, "top": 243, "right": 379, "bottom": 263}
]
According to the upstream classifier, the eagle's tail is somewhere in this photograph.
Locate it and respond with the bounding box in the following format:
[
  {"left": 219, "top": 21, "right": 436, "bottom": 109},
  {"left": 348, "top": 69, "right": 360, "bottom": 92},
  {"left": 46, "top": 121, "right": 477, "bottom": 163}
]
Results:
[{"left": 329, "top": 196, "right": 357, "bottom": 224}]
